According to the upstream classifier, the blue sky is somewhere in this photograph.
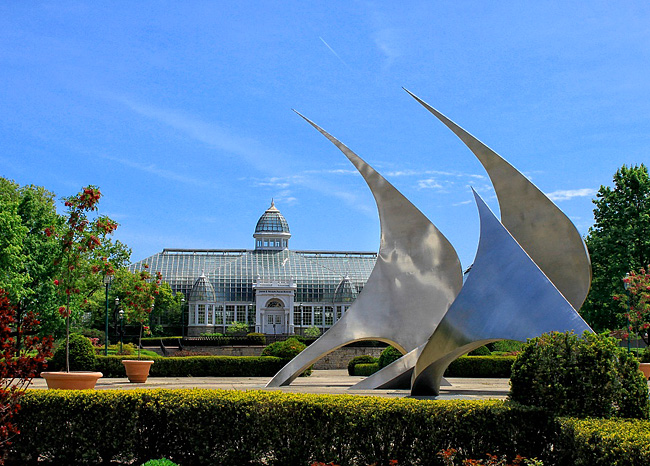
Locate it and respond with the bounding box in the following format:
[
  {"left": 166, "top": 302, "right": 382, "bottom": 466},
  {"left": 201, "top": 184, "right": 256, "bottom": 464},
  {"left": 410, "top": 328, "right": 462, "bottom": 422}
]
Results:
[{"left": 1, "top": 2, "right": 648, "bottom": 268}]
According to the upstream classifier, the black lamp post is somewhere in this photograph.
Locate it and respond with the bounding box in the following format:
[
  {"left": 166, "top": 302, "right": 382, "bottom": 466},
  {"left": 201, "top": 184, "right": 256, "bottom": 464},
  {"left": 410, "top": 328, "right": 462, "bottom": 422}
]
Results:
[
  {"left": 103, "top": 274, "right": 113, "bottom": 356},
  {"left": 181, "top": 297, "right": 185, "bottom": 338},
  {"left": 113, "top": 297, "right": 125, "bottom": 354}
]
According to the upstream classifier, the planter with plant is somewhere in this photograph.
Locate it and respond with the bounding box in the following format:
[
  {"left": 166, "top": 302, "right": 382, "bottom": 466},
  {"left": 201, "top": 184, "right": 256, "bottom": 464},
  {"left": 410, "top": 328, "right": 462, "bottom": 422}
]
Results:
[
  {"left": 121, "top": 265, "right": 161, "bottom": 383},
  {"left": 40, "top": 186, "right": 117, "bottom": 390}
]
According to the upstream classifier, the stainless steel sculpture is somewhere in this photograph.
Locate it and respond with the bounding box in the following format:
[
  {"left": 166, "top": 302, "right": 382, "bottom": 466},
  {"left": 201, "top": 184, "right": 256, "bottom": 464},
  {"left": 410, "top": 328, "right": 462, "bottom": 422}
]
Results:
[
  {"left": 355, "top": 95, "right": 592, "bottom": 391},
  {"left": 411, "top": 190, "right": 592, "bottom": 396},
  {"left": 404, "top": 89, "right": 591, "bottom": 310},
  {"left": 265, "top": 113, "right": 462, "bottom": 387}
]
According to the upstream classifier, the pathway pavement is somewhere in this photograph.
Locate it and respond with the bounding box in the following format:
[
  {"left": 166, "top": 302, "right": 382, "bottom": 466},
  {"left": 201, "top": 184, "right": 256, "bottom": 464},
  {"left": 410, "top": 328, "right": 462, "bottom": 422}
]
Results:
[{"left": 29, "top": 370, "right": 511, "bottom": 400}]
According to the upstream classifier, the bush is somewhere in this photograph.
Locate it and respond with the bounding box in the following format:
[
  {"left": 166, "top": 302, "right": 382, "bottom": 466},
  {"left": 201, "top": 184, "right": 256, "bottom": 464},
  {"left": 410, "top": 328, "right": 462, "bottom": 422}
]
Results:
[
  {"left": 468, "top": 345, "right": 491, "bottom": 356},
  {"left": 94, "top": 355, "right": 286, "bottom": 378},
  {"left": 378, "top": 346, "right": 403, "bottom": 368},
  {"left": 347, "top": 355, "right": 378, "bottom": 376},
  {"left": 353, "top": 363, "right": 380, "bottom": 376},
  {"left": 10, "top": 391, "right": 557, "bottom": 465},
  {"left": 444, "top": 356, "right": 515, "bottom": 378},
  {"left": 509, "top": 331, "right": 650, "bottom": 419},
  {"left": 77, "top": 327, "right": 105, "bottom": 346},
  {"left": 226, "top": 321, "right": 249, "bottom": 335},
  {"left": 199, "top": 332, "right": 224, "bottom": 337},
  {"left": 262, "top": 337, "right": 306, "bottom": 359},
  {"left": 141, "top": 460, "right": 179, "bottom": 466},
  {"left": 555, "top": 417, "right": 650, "bottom": 466},
  {"left": 50, "top": 334, "right": 97, "bottom": 371},
  {"left": 304, "top": 326, "right": 321, "bottom": 338},
  {"left": 487, "top": 340, "right": 525, "bottom": 354},
  {"left": 246, "top": 332, "right": 266, "bottom": 345}
]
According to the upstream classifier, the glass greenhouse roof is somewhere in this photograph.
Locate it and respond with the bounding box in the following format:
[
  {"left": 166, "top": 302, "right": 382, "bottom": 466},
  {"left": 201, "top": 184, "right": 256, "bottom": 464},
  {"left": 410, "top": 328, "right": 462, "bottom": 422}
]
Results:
[
  {"left": 130, "top": 248, "right": 376, "bottom": 304},
  {"left": 255, "top": 210, "right": 290, "bottom": 234}
]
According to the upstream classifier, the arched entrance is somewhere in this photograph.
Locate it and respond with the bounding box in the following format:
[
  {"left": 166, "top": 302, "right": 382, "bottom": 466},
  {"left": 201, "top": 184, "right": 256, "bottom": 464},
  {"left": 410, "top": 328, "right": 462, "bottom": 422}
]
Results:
[{"left": 264, "top": 299, "right": 285, "bottom": 335}]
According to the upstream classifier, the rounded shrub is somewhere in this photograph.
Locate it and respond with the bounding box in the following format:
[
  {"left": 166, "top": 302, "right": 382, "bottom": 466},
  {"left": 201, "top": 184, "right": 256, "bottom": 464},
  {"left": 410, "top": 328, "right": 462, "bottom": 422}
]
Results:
[
  {"left": 353, "top": 363, "right": 380, "bottom": 376},
  {"left": 226, "top": 321, "right": 249, "bottom": 335},
  {"left": 304, "top": 325, "right": 321, "bottom": 338},
  {"left": 261, "top": 337, "right": 306, "bottom": 359},
  {"left": 347, "top": 355, "right": 378, "bottom": 375},
  {"left": 468, "top": 345, "right": 491, "bottom": 356},
  {"left": 509, "top": 331, "right": 650, "bottom": 419},
  {"left": 378, "top": 345, "right": 403, "bottom": 368},
  {"left": 51, "top": 333, "right": 97, "bottom": 371}
]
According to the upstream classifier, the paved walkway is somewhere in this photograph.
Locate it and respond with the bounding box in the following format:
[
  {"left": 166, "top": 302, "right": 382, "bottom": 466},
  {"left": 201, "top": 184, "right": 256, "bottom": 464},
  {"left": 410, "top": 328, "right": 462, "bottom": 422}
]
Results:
[{"left": 29, "top": 370, "right": 511, "bottom": 400}]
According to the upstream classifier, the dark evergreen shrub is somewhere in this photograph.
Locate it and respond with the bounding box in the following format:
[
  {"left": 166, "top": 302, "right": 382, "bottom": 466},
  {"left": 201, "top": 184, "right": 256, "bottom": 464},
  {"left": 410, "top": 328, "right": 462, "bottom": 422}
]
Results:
[
  {"left": 50, "top": 333, "right": 97, "bottom": 371},
  {"left": 444, "top": 356, "right": 515, "bottom": 377},
  {"left": 353, "top": 363, "right": 380, "bottom": 376},
  {"left": 468, "top": 345, "right": 491, "bottom": 356},
  {"left": 246, "top": 332, "right": 266, "bottom": 345},
  {"left": 509, "top": 331, "right": 650, "bottom": 419},
  {"left": 378, "top": 345, "right": 403, "bottom": 368},
  {"left": 347, "top": 355, "right": 378, "bottom": 375}
]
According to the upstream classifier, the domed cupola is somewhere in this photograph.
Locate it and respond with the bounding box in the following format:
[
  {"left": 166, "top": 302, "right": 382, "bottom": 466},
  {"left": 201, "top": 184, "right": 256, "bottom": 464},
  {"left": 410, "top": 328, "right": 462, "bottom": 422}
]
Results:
[
  {"left": 334, "top": 274, "right": 358, "bottom": 303},
  {"left": 190, "top": 272, "right": 216, "bottom": 302},
  {"left": 254, "top": 200, "right": 291, "bottom": 250}
]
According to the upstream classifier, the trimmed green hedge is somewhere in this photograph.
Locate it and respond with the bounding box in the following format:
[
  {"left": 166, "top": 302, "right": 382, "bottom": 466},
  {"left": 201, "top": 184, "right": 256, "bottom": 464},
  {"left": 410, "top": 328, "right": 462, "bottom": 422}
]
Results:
[
  {"left": 10, "top": 391, "right": 555, "bottom": 465},
  {"left": 444, "top": 356, "right": 516, "bottom": 378},
  {"left": 354, "top": 362, "right": 380, "bottom": 376},
  {"left": 556, "top": 418, "right": 650, "bottom": 466},
  {"left": 12, "top": 390, "right": 650, "bottom": 465},
  {"left": 350, "top": 356, "right": 516, "bottom": 378},
  {"left": 94, "top": 355, "right": 287, "bottom": 377}
]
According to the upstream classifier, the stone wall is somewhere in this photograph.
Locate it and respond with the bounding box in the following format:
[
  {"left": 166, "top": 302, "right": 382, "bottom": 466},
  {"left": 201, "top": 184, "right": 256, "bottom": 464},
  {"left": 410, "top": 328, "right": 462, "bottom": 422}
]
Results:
[{"left": 162, "top": 345, "right": 385, "bottom": 369}]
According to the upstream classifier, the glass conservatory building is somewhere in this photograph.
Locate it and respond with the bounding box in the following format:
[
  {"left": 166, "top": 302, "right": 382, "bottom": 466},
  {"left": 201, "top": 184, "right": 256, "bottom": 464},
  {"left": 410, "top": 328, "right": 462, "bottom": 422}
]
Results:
[{"left": 130, "top": 201, "right": 377, "bottom": 336}]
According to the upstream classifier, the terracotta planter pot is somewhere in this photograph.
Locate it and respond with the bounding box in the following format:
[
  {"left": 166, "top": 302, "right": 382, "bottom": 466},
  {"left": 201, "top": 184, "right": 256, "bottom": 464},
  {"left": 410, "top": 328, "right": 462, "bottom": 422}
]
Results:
[
  {"left": 122, "top": 359, "right": 154, "bottom": 383},
  {"left": 639, "top": 362, "right": 650, "bottom": 380},
  {"left": 40, "top": 371, "right": 103, "bottom": 390}
]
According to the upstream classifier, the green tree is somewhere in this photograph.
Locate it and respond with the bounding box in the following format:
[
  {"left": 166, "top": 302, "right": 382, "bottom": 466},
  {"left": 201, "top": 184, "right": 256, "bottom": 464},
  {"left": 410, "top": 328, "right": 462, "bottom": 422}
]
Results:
[
  {"left": 0, "top": 179, "right": 62, "bottom": 338},
  {"left": 581, "top": 164, "right": 650, "bottom": 332}
]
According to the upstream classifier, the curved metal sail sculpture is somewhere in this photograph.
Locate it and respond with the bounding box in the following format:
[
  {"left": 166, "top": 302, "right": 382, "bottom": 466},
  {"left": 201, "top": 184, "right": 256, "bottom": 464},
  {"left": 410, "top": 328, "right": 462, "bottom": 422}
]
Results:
[
  {"left": 411, "top": 190, "right": 592, "bottom": 396},
  {"left": 404, "top": 89, "right": 591, "bottom": 310},
  {"left": 266, "top": 113, "right": 462, "bottom": 387},
  {"left": 354, "top": 95, "right": 592, "bottom": 391}
]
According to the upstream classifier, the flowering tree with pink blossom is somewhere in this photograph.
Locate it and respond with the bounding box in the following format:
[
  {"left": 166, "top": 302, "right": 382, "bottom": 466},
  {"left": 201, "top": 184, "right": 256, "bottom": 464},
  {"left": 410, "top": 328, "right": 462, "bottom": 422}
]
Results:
[
  {"left": 53, "top": 186, "right": 118, "bottom": 372},
  {"left": 122, "top": 265, "right": 161, "bottom": 359},
  {"left": 614, "top": 266, "right": 650, "bottom": 346}
]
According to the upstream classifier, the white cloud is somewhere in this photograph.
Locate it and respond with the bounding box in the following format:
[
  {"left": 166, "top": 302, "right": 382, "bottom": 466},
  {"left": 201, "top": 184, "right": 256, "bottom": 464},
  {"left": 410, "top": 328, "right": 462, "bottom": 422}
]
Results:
[
  {"left": 546, "top": 188, "right": 596, "bottom": 202},
  {"left": 304, "top": 169, "right": 359, "bottom": 176},
  {"left": 116, "top": 96, "right": 286, "bottom": 173},
  {"left": 99, "top": 153, "right": 209, "bottom": 187},
  {"left": 417, "top": 178, "right": 443, "bottom": 189}
]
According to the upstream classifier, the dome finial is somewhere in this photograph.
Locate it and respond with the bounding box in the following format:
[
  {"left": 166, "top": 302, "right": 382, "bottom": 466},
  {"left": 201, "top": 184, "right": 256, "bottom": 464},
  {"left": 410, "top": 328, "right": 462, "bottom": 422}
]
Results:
[{"left": 267, "top": 199, "right": 279, "bottom": 212}]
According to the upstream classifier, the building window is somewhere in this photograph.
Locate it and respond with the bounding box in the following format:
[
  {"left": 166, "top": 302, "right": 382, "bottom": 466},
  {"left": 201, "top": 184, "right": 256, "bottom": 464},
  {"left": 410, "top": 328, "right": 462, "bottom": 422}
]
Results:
[
  {"left": 197, "top": 304, "right": 206, "bottom": 324},
  {"left": 324, "top": 306, "right": 333, "bottom": 326},
  {"left": 216, "top": 305, "right": 224, "bottom": 325},
  {"left": 189, "top": 306, "right": 195, "bottom": 324},
  {"left": 207, "top": 305, "right": 213, "bottom": 324},
  {"left": 236, "top": 305, "right": 246, "bottom": 322},
  {"left": 247, "top": 305, "right": 256, "bottom": 325},
  {"left": 314, "top": 306, "right": 323, "bottom": 326},
  {"left": 267, "top": 314, "right": 274, "bottom": 325},
  {"left": 225, "top": 305, "right": 235, "bottom": 324},
  {"left": 303, "top": 306, "right": 312, "bottom": 325},
  {"left": 336, "top": 306, "right": 342, "bottom": 320}
]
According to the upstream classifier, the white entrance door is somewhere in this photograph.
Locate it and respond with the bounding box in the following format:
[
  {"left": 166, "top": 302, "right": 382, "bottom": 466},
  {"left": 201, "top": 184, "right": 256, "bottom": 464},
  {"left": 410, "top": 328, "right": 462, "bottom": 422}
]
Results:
[{"left": 267, "top": 313, "right": 284, "bottom": 334}]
